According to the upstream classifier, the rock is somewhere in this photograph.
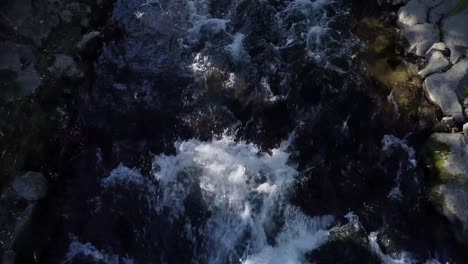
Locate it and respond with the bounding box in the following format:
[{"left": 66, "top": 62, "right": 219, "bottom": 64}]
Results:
[
  {"left": 77, "top": 31, "right": 101, "bottom": 51},
  {"left": 0, "top": 42, "right": 41, "bottom": 102},
  {"left": 419, "top": 0, "right": 445, "bottom": 8},
  {"left": 441, "top": 116, "right": 456, "bottom": 127},
  {"left": 401, "top": 23, "right": 439, "bottom": 57},
  {"left": 48, "top": 55, "right": 83, "bottom": 80},
  {"left": 433, "top": 182, "right": 468, "bottom": 245},
  {"left": 397, "top": 0, "right": 428, "bottom": 28},
  {"left": 429, "top": 0, "right": 460, "bottom": 23},
  {"left": 441, "top": 10, "right": 468, "bottom": 63},
  {"left": 423, "top": 59, "right": 468, "bottom": 116},
  {"left": 378, "top": 0, "right": 410, "bottom": 5},
  {"left": 427, "top": 133, "right": 468, "bottom": 180},
  {"left": 11, "top": 172, "right": 48, "bottom": 201},
  {"left": 418, "top": 50, "right": 450, "bottom": 77},
  {"left": 60, "top": 10, "right": 74, "bottom": 23},
  {"left": 0, "top": 0, "right": 60, "bottom": 46},
  {"left": 425, "top": 42, "right": 447, "bottom": 59},
  {"left": 464, "top": 123, "right": 468, "bottom": 137}
]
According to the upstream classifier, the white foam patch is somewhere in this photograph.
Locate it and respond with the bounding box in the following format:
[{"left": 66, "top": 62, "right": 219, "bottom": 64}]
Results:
[
  {"left": 62, "top": 236, "right": 134, "bottom": 264},
  {"left": 101, "top": 164, "right": 146, "bottom": 188},
  {"left": 152, "top": 136, "right": 333, "bottom": 263}
]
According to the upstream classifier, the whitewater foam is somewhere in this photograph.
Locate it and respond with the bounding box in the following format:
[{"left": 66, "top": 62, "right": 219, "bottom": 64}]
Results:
[{"left": 152, "top": 136, "right": 334, "bottom": 263}]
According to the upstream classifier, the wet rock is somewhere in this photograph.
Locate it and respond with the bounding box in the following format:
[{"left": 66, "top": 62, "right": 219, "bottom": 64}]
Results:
[
  {"left": 401, "top": 23, "right": 439, "bottom": 56},
  {"left": 429, "top": 0, "right": 460, "bottom": 23},
  {"left": 463, "top": 123, "right": 468, "bottom": 137},
  {"left": 0, "top": 42, "right": 41, "bottom": 102},
  {"left": 77, "top": 31, "right": 101, "bottom": 51},
  {"left": 397, "top": 0, "right": 428, "bottom": 28},
  {"left": 11, "top": 172, "right": 48, "bottom": 201},
  {"left": 419, "top": 50, "right": 450, "bottom": 77},
  {"left": 433, "top": 182, "right": 468, "bottom": 245},
  {"left": 0, "top": 0, "right": 60, "bottom": 46},
  {"left": 425, "top": 42, "right": 447, "bottom": 59},
  {"left": 423, "top": 59, "right": 468, "bottom": 116},
  {"left": 441, "top": 10, "right": 468, "bottom": 63},
  {"left": 427, "top": 133, "right": 468, "bottom": 181},
  {"left": 48, "top": 54, "right": 83, "bottom": 80},
  {"left": 441, "top": 116, "right": 456, "bottom": 127}
]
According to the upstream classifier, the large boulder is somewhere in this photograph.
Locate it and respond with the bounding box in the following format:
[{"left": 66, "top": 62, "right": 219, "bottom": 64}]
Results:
[
  {"left": 433, "top": 182, "right": 468, "bottom": 245},
  {"left": 426, "top": 133, "right": 468, "bottom": 181},
  {"left": 401, "top": 23, "right": 439, "bottom": 56},
  {"left": 11, "top": 172, "right": 48, "bottom": 201},
  {"left": 397, "top": 0, "right": 428, "bottom": 28},
  {"left": 0, "top": 42, "right": 41, "bottom": 102},
  {"left": 423, "top": 59, "right": 468, "bottom": 116},
  {"left": 441, "top": 10, "right": 468, "bottom": 63},
  {"left": 428, "top": 0, "right": 461, "bottom": 23},
  {"left": 418, "top": 50, "right": 450, "bottom": 77}
]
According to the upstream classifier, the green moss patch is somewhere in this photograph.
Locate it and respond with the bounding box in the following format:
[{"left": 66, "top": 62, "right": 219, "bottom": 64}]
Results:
[{"left": 425, "top": 138, "right": 466, "bottom": 183}]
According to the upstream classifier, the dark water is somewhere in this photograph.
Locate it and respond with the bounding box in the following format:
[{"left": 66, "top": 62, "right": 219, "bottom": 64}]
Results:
[{"left": 34, "top": 0, "right": 467, "bottom": 263}]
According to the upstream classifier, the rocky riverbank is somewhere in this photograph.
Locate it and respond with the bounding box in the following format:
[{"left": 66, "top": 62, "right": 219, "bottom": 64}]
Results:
[
  {"left": 381, "top": 0, "right": 468, "bottom": 247},
  {"left": 0, "top": 0, "right": 115, "bottom": 262}
]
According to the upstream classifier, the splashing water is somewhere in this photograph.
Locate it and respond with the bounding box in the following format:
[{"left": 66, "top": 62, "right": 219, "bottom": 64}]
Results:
[{"left": 153, "top": 136, "right": 334, "bottom": 263}]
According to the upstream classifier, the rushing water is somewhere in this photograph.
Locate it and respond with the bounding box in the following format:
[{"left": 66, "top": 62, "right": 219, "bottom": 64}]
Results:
[{"left": 38, "top": 0, "right": 467, "bottom": 263}]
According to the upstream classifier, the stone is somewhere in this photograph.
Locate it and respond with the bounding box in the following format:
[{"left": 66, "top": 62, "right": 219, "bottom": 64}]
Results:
[
  {"left": 418, "top": 50, "right": 450, "bottom": 77},
  {"left": 441, "top": 116, "right": 456, "bottom": 127},
  {"left": 48, "top": 54, "right": 83, "bottom": 80},
  {"left": 0, "top": 42, "right": 41, "bottom": 102},
  {"left": 0, "top": 0, "right": 60, "bottom": 46},
  {"left": 441, "top": 10, "right": 468, "bottom": 63},
  {"left": 397, "top": 0, "right": 428, "bottom": 28},
  {"left": 464, "top": 123, "right": 468, "bottom": 137},
  {"left": 428, "top": 133, "right": 468, "bottom": 179},
  {"left": 401, "top": 23, "right": 439, "bottom": 57},
  {"left": 434, "top": 182, "right": 468, "bottom": 245},
  {"left": 423, "top": 59, "right": 468, "bottom": 116},
  {"left": 425, "top": 42, "right": 447, "bottom": 59},
  {"left": 419, "top": 0, "right": 445, "bottom": 8},
  {"left": 429, "top": 0, "right": 460, "bottom": 23},
  {"left": 77, "top": 31, "right": 101, "bottom": 51},
  {"left": 11, "top": 172, "right": 48, "bottom": 201}
]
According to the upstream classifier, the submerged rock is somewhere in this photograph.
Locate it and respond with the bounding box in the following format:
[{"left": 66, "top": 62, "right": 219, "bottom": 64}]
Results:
[
  {"left": 11, "top": 172, "right": 48, "bottom": 201},
  {"left": 48, "top": 54, "right": 83, "bottom": 80},
  {"left": 423, "top": 59, "right": 468, "bottom": 116},
  {"left": 0, "top": 42, "right": 41, "bottom": 101}
]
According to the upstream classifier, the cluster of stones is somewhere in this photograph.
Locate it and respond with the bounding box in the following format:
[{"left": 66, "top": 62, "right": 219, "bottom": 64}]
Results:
[{"left": 384, "top": 0, "right": 468, "bottom": 246}]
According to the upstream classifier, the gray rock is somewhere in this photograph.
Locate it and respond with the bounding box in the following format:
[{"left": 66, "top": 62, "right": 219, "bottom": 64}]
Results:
[
  {"left": 401, "top": 23, "right": 440, "bottom": 56},
  {"left": 378, "top": 0, "right": 410, "bottom": 5},
  {"left": 77, "top": 31, "right": 101, "bottom": 51},
  {"left": 11, "top": 172, "right": 48, "bottom": 201},
  {"left": 423, "top": 59, "right": 468, "bottom": 115},
  {"left": 441, "top": 10, "right": 468, "bottom": 63},
  {"left": 429, "top": 133, "right": 468, "bottom": 178},
  {"left": 419, "top": 50, "right": 450, "bottom": 77},
  {"left": 0, "top": 42, "right": 41, "bottom": 102},
  {"left": 464, "top": 123, "right": 468, "bottom": 137},
  {"left": 419, "top": 0, "right": 445, "bottom": 8},
  {"left": 397, "top": 0, "right": 428, "bottom": 28},
  {"left": 48, "top": 55, "right": 83, "bottom": 80},
  {"left": 425, "top": 42, "right": 447, "bottom": 59},
  {"left": 434, "top": 182, "right": 468, "bottom": 245},
  {"left": 429, "top": 0, "right": 460, "bottom": 23}
]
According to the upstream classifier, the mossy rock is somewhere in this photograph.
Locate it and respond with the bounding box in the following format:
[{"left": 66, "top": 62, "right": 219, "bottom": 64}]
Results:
[{"left": 424, "top": 134, "right": 468, "bottom": 183}]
